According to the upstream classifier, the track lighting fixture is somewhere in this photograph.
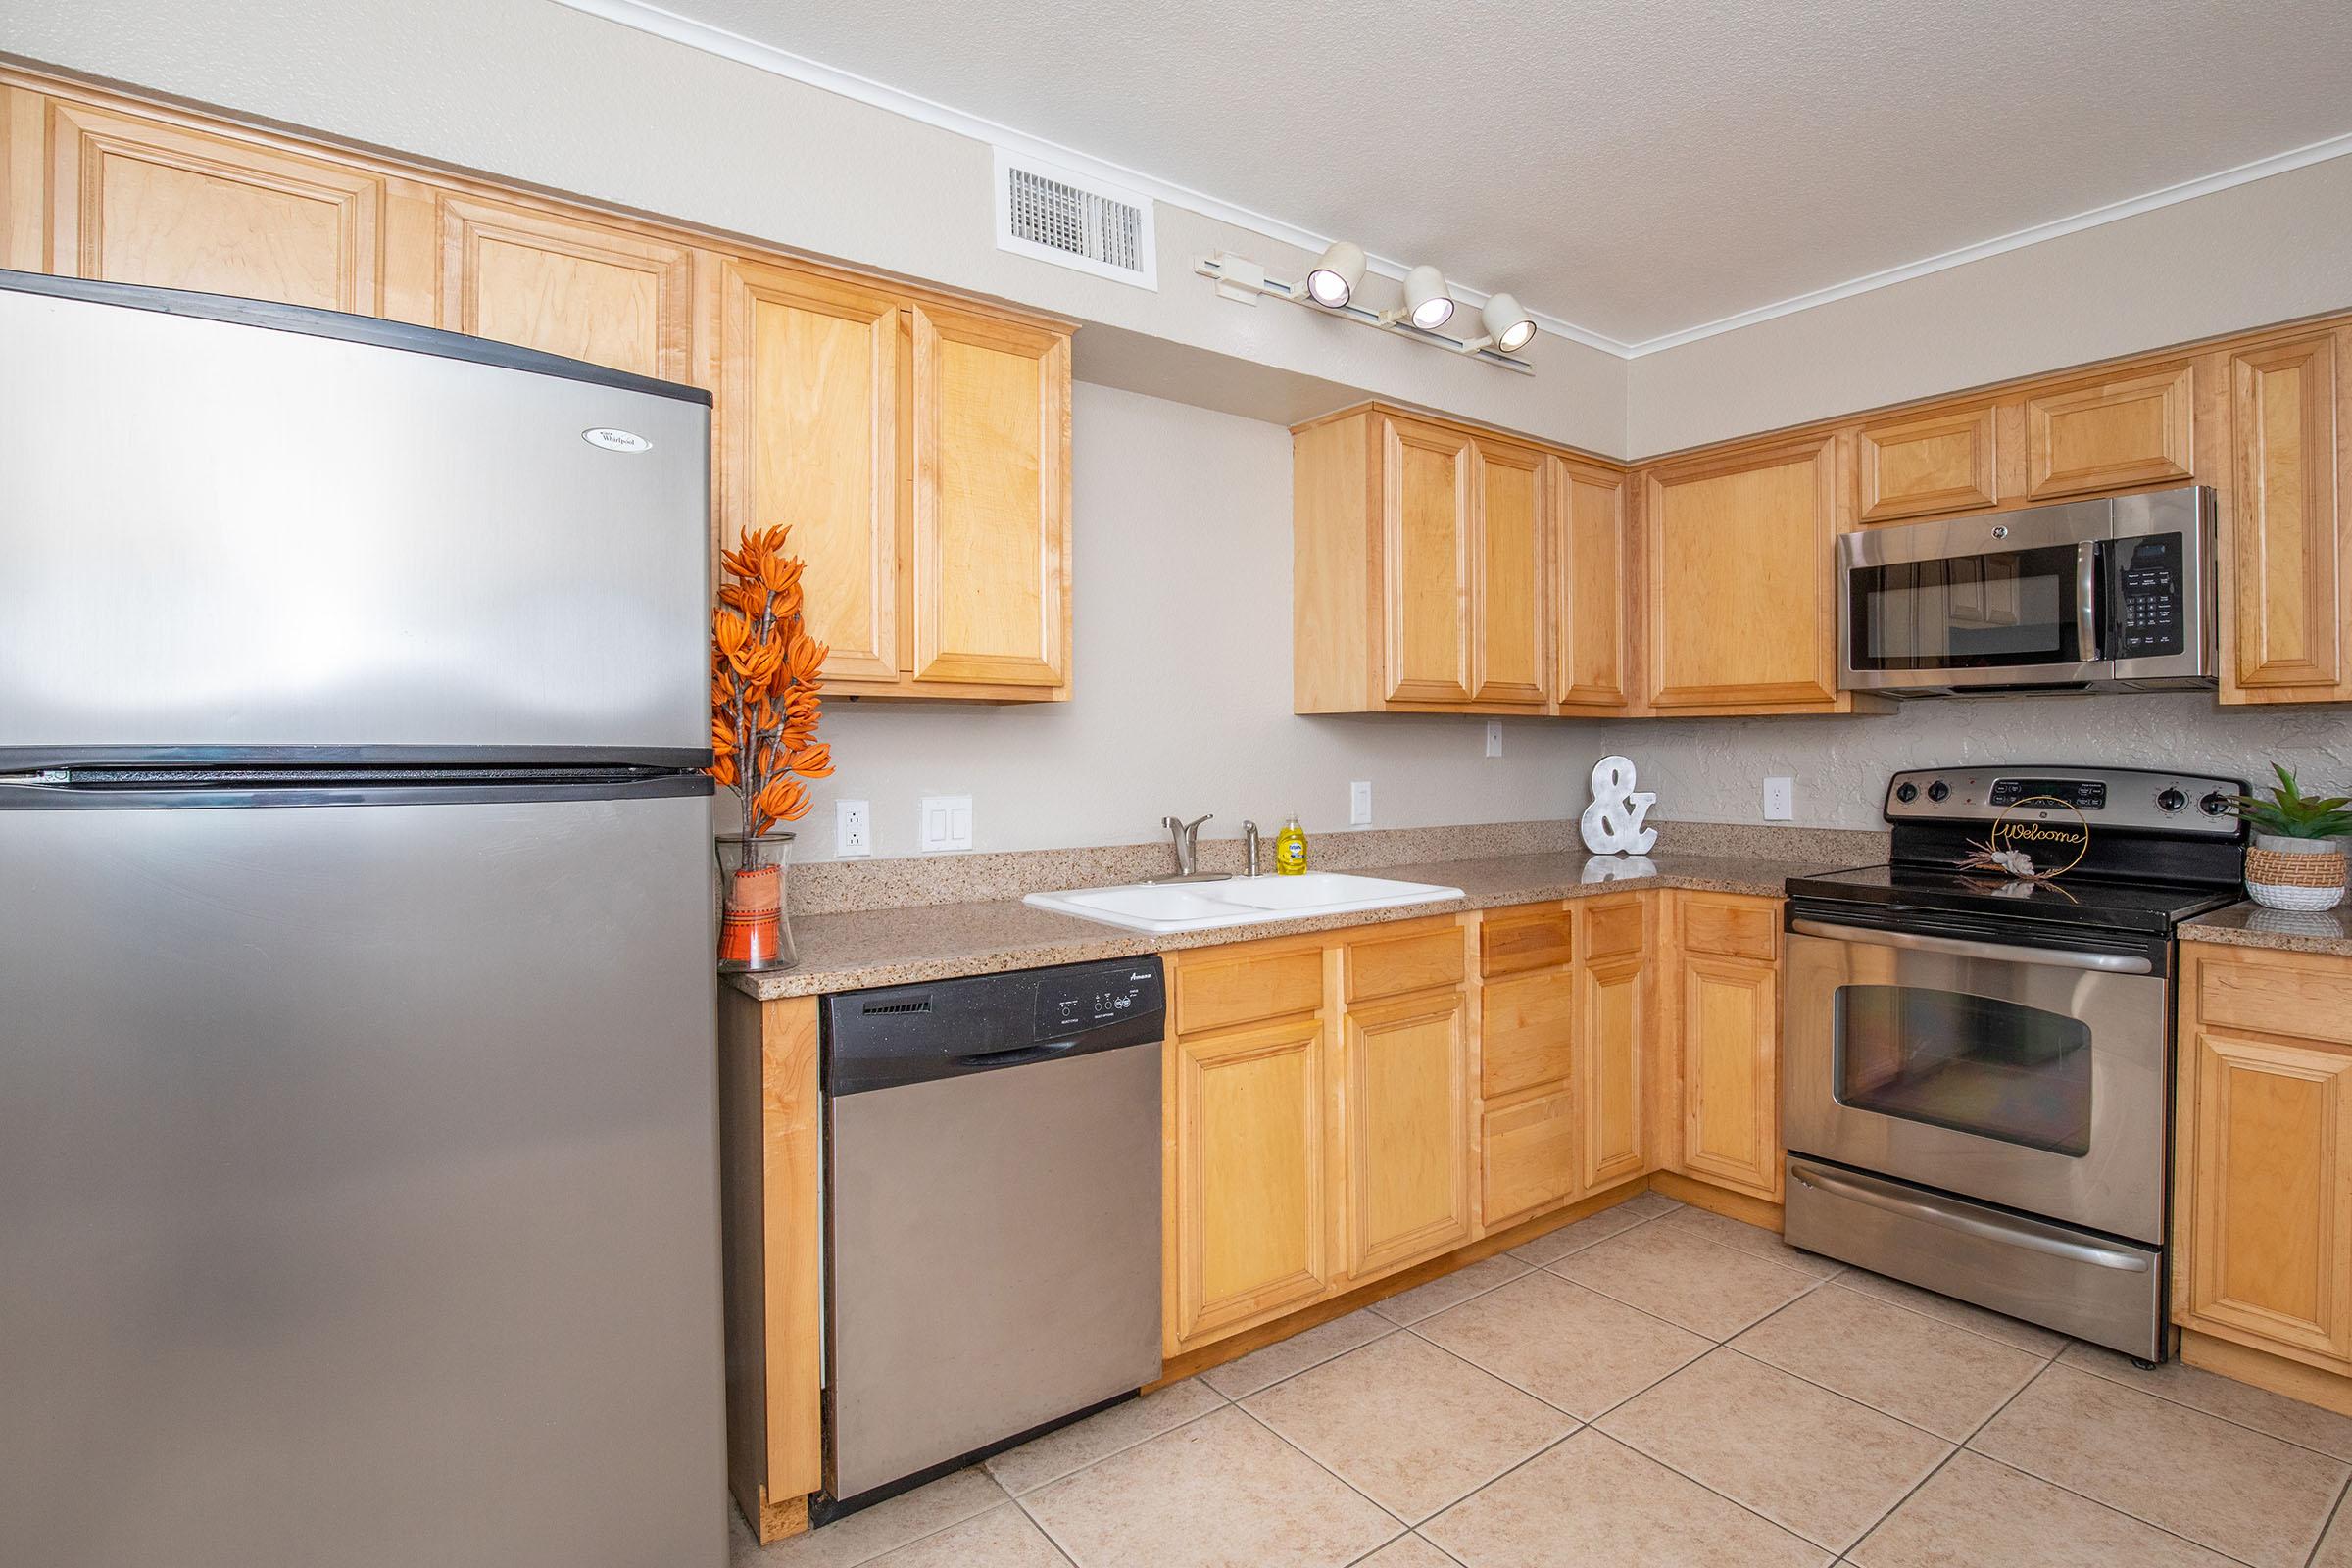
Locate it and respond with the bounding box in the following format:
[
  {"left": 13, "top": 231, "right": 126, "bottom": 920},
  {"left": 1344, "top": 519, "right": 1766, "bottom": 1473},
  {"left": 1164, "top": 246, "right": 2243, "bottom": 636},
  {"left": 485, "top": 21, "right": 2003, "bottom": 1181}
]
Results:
[
  {"left": 1303, "top": 241, "right": 1365, "bottom": 308},
  {"left": 1480, "top": 293, "right": 1537, "bottom": 354},
  {"left": 1396, "top": 265, "right": 1455, "bottom": 330}
]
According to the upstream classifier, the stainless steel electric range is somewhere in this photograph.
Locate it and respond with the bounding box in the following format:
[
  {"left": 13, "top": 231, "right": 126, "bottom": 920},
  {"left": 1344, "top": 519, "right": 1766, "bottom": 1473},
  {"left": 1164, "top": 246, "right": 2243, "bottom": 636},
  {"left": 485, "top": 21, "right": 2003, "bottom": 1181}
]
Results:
[{"left": 1781, "top": 764, "right": 2246, "bottom": 1361}]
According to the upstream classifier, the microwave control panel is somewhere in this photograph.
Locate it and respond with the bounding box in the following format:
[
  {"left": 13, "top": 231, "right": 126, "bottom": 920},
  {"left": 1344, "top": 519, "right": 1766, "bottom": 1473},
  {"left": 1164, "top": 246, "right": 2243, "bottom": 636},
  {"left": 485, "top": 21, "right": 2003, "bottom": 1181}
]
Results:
[{"left": 2110, "top": 533, "right": 2185, "bottom": 658}]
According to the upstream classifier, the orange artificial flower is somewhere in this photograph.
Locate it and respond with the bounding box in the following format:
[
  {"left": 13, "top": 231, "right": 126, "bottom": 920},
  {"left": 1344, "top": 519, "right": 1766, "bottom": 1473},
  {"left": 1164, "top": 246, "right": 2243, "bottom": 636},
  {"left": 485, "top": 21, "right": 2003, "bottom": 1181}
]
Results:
[{"left": 709, "top": 523, "right": 827, "bottom": 847}]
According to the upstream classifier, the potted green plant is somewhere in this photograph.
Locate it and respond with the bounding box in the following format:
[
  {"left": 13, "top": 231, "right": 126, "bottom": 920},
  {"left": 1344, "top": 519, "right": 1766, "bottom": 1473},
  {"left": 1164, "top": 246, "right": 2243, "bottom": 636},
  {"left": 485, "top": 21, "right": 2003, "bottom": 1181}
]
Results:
[{"left": 2226, "top": 764, "right": 2351, "bottom": 912}]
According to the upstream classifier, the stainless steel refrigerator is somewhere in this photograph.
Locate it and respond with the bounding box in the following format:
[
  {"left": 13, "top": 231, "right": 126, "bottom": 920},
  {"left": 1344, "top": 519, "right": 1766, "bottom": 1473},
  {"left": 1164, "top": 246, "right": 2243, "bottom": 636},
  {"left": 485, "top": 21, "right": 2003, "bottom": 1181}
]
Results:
[{"left": 0, "top": 271, "right": 726, "bottom": 1567}]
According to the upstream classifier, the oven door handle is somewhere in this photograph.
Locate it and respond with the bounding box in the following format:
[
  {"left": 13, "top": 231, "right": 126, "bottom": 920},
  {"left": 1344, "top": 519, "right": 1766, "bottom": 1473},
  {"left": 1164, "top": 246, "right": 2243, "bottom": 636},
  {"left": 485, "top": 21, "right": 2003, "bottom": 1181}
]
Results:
[
  {"left": 1788, "top": 918, "right": 2152, "bottom": 974},
  {"left": 1788, "top": 1162, "right": 2152, "bottom": 1273}
]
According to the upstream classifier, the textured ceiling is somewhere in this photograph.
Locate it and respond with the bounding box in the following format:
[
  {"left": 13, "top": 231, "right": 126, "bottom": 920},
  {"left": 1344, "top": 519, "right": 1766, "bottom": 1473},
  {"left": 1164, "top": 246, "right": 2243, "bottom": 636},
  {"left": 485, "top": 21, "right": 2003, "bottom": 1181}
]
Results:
[{"left": 634, "top": 0, "right": 2352, "bottom": 349}]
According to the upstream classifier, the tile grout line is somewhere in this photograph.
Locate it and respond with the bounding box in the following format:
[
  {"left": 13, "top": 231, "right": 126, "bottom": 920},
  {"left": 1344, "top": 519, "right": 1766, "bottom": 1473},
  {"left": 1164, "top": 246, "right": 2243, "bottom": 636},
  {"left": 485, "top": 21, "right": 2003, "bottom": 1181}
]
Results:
[
  {"left": 2300, "top": 1470, "right": 2352, "bottom": 1568},
  {"left": 1227, "top": 1396, "right": 1423, "bottom": 1541},
  {"left": 2055, "top": 1348, "right": 2352, "bottom": 1467},
  {"left": 1954, "top": 1360, "right": 2274, "bottom": 1568}
]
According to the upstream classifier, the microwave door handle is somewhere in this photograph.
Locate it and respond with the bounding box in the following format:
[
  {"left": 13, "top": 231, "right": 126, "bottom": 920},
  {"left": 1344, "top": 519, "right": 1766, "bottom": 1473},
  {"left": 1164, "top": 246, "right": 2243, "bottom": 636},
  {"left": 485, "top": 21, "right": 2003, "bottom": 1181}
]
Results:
[
  {"left": 1788, "top": 918, "right": 2153, "bottom": 974},
  {"left": 2077, "top": 538, "right": 2103, "bottom": 660}
]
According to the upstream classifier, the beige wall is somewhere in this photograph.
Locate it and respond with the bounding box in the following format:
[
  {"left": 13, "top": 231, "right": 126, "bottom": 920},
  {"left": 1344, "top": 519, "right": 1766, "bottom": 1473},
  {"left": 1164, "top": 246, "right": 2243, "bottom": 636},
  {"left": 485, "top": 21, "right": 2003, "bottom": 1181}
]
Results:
[
  {"left": 1626, "top": 153, "right": 2352, "bottom": 457},
  {"left": 803, "top": 382, "right": 1591, "bottom": 860},
  {"left": 4, "top": 0, "right": 1626, "bottom": 455}
]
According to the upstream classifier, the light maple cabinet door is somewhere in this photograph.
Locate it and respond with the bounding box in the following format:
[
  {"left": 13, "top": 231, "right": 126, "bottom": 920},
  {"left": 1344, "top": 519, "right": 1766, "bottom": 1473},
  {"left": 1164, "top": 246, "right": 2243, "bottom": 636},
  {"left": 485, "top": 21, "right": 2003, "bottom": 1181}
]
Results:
[
  {"left": 719, "top": 259, "right": 904, "bottom": 685},
  {"left": 910, "top": 303, "right": 1070, "bottom": 692},
  {"left": 2022, "top": 362, "right": 2195, "bottom": 500},
  {"left": 1554, "top": 458, "right": 1635, "bottom": 710},
  {"left": 1578, "top": 953, "right": 1649, "bottom": 1191},
  {"left": 2227, "top": 330, "right": 2350, "bottom": 702},
  {"left": 437, "top": 194, "right": 697, "bottom": 380},
  {"left": 1380, "top": 415, "right": 1477, "bottom": 705},
  {"left": 1468, "top": 437, "right": 1548, "bottom": 708},
  {"left": 1680, "top": 956, "right": 1782, "bottom": 1200},
  {"left": 2181, "top": 1027, "right": 2352, "bottom": 1366},
  {"left": 1482, "top": 1089, "right": 1579, "bottom": 1232},
  {"left": 31, "top": 98, "right": 398, "bottom": 314},
  {"left": 1170, "top": 1014, "right": 1333, "bottom": 1347},
  {"left": 1643, "top": 434, "right": 1843, "bottom": 710},
  {"left": 1858, "top": 404, "right": 1998, "bottom": 521},
  {"left": 1339, "top": 989, "right": 1474, "bottom": 1278}
]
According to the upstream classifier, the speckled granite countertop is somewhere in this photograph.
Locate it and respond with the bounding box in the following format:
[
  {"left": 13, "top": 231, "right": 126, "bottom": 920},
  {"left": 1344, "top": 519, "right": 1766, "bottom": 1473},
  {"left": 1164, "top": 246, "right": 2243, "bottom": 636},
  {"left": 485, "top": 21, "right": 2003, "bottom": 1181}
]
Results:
[
  {"left": 2180, "top": 901, "right": 2352, "bottom": 957},
  {"left": 728, "top": 849, "right": 1864, "bottom": 1000}
]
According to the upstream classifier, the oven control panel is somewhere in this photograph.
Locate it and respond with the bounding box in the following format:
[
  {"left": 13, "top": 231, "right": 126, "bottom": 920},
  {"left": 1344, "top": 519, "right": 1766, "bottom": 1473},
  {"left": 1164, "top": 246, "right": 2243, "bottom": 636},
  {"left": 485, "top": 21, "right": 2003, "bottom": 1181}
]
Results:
[{"left": 1884, "top": 765, "right": 2246, "bottom": 834}]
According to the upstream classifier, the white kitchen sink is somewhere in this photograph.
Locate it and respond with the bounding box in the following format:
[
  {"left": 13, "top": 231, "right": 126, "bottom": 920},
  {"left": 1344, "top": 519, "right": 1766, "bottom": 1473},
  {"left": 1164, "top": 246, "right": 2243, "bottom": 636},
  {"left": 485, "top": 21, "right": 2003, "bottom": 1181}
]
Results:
[{"left": 1025, "top": 871, "right": 1465, "bottom": 934}]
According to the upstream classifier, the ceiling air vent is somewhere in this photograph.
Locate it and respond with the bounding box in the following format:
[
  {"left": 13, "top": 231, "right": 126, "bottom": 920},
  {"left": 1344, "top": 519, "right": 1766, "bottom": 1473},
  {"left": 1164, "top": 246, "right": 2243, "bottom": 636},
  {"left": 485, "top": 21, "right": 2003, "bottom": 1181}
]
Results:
[{"left": 994, "top": 147, "right": 1157, "bottom": 290}]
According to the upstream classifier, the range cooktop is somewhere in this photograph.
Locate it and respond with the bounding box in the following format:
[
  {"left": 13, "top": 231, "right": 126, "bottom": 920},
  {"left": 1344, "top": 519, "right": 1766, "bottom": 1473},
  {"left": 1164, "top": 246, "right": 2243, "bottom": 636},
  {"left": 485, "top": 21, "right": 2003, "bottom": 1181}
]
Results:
[{"left": 1786, "top": 764, "right": 2247, "bottom": 936}]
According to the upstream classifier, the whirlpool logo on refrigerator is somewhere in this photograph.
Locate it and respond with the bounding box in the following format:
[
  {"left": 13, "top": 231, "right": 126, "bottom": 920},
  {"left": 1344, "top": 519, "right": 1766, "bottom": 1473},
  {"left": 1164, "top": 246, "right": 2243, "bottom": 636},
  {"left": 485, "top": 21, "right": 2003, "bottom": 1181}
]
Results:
[{"left": 581, "top": 427, "right": 652, "bottom": 453}]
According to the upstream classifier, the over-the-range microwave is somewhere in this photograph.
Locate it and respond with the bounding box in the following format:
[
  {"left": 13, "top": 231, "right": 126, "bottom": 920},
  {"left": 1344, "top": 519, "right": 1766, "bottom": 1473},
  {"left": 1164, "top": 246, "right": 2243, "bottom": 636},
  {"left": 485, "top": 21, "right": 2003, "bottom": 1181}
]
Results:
[{"left": 1838, "top": 485, "right": 2217, "bottom": 697}]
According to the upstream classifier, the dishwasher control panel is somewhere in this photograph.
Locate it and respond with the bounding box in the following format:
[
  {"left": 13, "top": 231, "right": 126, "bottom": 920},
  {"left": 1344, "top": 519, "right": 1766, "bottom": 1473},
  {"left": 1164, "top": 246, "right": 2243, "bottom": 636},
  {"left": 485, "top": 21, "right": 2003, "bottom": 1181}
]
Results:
[{"left": 1038, "top": 965, "right": 1162, "bottom": 1038}]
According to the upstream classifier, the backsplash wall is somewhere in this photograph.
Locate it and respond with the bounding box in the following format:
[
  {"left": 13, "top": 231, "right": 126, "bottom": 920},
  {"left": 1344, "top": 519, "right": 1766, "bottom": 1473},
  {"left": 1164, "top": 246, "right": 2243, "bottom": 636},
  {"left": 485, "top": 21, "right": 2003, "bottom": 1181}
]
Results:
[{"left": 1584, "top": 695, "right": 2352, "bottom": 833}]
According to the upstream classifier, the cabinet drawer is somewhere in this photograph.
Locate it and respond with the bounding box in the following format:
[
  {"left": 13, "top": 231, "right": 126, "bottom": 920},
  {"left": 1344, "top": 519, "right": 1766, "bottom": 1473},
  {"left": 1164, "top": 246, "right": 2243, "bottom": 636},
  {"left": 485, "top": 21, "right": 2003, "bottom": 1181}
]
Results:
[
  {"left": 1481, "top": 906, "right": 1574, "bottom": 977},
  {"left": 1175, "top": 941, "right": 1326, "bottom": 1035},
  {"left": 1681, "top": 893, "right": 1779, "bottom": 961},
  {"left": 1482, "top": 969, "right": 1576, "bottom": 1099},
  {"left": 1482, "top": 1089, "right": 1577, "bottom": 1231},
  {"left": 1581, "top": 896, "right": 1648, "bottom": 962},
  {"left": 1345, "top": 921, "right": 1466, "bottom": 1004},
  {"left": 2198, "top": 949, "right": 2352, "bottom": 1049}
]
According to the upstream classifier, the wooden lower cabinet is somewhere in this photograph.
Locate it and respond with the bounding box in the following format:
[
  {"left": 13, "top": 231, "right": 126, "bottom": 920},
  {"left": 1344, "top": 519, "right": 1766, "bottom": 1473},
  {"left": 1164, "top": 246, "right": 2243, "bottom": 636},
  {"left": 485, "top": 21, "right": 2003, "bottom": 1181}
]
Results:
[
  {"left": 1482, "top": 1088, "right": 1579, "bottom": 1230},
  {"left": 1338, "top": 988, "right": 1474, "bottom": 1278},
  {"left": 1675, "top": 893, "right": 1785, "bottom": 1202},
  {"left": 1579, "top": 952, "right": 1651, "bottom": 1190},
  {"left": 2176, "top": 944, "right": 2352, "bottom": 1380},
  {"left": 1168, "top": 1012, "right": 1333, "bottom": 1348}
]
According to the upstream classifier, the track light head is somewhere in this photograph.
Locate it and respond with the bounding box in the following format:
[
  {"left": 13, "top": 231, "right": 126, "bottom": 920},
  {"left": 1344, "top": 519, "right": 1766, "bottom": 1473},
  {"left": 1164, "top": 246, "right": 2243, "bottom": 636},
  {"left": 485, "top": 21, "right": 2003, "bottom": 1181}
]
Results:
[
  {"left": 1402, "top": 265, "right": 1454, "bottom": 330},
  {"left": 1304, "top": 241, "right": 1366, "bottom": 308},
  {"left": 1482, "top": 293, "right": 1537, "bottom": 354}
]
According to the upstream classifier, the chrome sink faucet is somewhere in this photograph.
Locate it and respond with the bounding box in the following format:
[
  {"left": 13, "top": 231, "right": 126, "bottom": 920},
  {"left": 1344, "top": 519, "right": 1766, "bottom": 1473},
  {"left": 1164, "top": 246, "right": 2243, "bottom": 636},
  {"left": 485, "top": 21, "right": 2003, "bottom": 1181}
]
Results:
[
  {"left": 1162, "top": 813, "right": 1211, "bottom": 877},
  {"left": 1242, "top": 820, "right": 1261, "bottom": 877}
]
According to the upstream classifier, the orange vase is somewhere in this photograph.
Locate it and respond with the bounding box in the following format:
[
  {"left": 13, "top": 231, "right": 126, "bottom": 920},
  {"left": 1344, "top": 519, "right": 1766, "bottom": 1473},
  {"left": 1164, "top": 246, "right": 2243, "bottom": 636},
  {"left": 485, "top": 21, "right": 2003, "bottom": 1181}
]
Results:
[{"left": 716, "top": 833, "right": 797, "bottom": 972}]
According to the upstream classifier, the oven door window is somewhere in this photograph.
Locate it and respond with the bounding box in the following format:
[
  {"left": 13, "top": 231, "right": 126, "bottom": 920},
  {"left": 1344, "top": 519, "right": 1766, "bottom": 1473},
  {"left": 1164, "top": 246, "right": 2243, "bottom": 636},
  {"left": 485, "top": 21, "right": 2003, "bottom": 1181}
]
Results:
[
  {"left": 1848, "top": 543, "right": 2086, "bottom": 671},
  {"left": 1832, "top": 984, "right": 2092, "bottom": 1156}
]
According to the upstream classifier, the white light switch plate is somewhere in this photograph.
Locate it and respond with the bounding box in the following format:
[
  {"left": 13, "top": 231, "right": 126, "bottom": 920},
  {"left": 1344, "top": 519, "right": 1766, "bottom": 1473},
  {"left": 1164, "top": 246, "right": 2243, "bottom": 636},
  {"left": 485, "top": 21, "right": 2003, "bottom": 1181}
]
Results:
[
  {"left": 1485, "top": 721, "right": 1502, "bottom": 758},
  {"left": 835, "top": 799, "right": 871, "bottom": 858},
  {"left": 1763, "top": 777, "right": 1794, "bottom": 821},
  {"left": 920, "top": 794, "right": 973, "bottom": 853},
  {"left": 1349, "top": 780, "right": 1373, "bottom": 827}
]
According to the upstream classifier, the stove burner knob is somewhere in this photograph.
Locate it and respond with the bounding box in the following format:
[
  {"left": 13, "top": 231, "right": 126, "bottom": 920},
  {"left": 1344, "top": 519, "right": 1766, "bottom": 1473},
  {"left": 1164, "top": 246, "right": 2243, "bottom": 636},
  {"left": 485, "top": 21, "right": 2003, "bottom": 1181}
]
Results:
[
  {"left": 2199, "top": 790, "right": 2232, "bottom": 816},
  {"left": 2156, "top": 787, "right": 2187, "bottom": 813},
  {"left": 1926, "top": 780, "right": 1950, "bottom": 803},
  {"left": 1894, "top": 782, "right": 1919, "bottom": 804}
]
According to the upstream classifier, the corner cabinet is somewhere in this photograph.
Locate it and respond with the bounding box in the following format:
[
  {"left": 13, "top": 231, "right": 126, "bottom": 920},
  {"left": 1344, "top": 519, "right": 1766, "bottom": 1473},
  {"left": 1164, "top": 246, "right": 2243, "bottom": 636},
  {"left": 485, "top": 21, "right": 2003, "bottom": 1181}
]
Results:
[
  {"left": 1641, "top": 434, "right": 1864, "bottom": 713},
  {"left": 1293, "top": 405, "right": 1625, "bottom": 716}
]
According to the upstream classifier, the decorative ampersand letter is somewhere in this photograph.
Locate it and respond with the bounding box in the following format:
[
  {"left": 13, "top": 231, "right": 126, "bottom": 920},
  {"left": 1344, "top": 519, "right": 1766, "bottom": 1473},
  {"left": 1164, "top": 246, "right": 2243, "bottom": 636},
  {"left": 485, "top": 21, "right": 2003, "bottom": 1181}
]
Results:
[{"left": 1581, "top": 754, "right": 1657, "bottom": 856}]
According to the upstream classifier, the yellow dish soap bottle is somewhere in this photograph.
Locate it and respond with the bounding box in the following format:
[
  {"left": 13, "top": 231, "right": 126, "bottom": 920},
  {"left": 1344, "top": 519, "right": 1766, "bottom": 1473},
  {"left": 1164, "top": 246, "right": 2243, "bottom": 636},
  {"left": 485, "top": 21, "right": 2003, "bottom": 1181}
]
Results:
[{"left": 1274, "top": 814, "right": 1308, "bottom": 876}]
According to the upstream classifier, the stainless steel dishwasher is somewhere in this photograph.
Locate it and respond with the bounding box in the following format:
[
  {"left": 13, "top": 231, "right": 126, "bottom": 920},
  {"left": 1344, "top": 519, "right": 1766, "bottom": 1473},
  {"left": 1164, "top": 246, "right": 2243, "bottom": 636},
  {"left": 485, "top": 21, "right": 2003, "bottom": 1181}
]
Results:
[{"left": 820, "top": 956, "right": 1164, "bottom": 1515}]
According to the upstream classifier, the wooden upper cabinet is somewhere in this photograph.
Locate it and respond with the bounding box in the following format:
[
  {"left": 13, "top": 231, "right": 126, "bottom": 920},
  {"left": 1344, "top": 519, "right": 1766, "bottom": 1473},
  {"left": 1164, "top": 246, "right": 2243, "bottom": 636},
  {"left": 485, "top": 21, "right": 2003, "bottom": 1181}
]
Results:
[
  {"left": 1339, "top": 987, "right": 1474, "bottom": 1278},
  {"left": 1553, "top": 459, "right": 1636, "bottom": 710},
  {"left": 1858, "top": 404, "right": 1998, "bottom": 521},
  {"left": 910, "top": 303, "right": 1071, "bottom": 693},
  {"left": 1469, "top": 438, "right": 1549, "bottom": 707},
  {"left": 1380, "top": 415, "right": 1477, "bottom": 704},
  {"left": 437, "top": 194, "right": 696, "bottom": 380},
  {"left": 2023, "top": 363, "right": 2195, "bottom": 500},
  {"left": 2227, "top": 330, "right": 2349, "bottom": 703},
  {"left": 720, "top": 259, "right": 903, "bottom": 686},
  {"left": 1643, "top": 433, "right": 1845, "bottom": 711},
  {"left": 31, "top": 99, "right": 399, "bottom": 314}
]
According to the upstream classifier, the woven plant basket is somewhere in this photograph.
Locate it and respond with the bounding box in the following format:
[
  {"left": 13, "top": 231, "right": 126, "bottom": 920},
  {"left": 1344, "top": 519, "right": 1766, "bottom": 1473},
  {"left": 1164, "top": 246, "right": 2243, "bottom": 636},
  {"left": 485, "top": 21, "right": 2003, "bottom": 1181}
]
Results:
[{"left": 2247, "top": 835, "right": 2348, "bottom": 912}]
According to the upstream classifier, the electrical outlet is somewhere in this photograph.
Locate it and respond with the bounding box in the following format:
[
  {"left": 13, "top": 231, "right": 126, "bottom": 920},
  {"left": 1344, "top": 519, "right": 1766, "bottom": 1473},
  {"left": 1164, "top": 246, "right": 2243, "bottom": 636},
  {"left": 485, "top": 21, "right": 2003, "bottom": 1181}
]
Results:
[
  {"left": 1485, "top": 721, "right": 1502, "bottom": 758},
  {"left": 1763, "top": 777, "right": 1795, "bottom": 821},
  {"left": 1349, "top": 780, "right": 1373, "bottom": 827},
  {"left": 919, "top": 795, "right": 973, "bottom": 853},
  {"left": 835, "top": 799, "right": 871, "bottom": 858}
]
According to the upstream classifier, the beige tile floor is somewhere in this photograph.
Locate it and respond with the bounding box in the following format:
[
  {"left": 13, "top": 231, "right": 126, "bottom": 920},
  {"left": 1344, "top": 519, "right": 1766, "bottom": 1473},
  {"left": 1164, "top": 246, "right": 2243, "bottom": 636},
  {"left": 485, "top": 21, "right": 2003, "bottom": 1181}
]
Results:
[{"left": 734, "top": 1194, "right": 2352, "bottom": 1568}]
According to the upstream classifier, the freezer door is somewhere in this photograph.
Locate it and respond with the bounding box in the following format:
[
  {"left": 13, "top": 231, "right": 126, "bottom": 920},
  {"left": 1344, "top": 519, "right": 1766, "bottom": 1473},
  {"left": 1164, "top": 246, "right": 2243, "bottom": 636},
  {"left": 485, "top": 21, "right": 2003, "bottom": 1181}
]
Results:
[
  {"left": 0, "top": 789, "right": 725, "bottom": 1568},
  {"left": 0, "top": 277, "right": 710, "bottom": 763}
]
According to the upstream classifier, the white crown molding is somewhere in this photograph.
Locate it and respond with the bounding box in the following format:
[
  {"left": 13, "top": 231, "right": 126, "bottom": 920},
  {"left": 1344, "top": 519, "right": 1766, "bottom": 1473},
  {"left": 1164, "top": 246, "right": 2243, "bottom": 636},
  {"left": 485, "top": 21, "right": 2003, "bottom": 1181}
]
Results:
[
  {"left": 1626, "top": 127, "right": 2352, "bottom": 357},
  {"left": 547, "top": 0, "right": 1626, "bottom": 354},
  {"left": 553, "top": 0, "right": 2352, "bottom": 362}
]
